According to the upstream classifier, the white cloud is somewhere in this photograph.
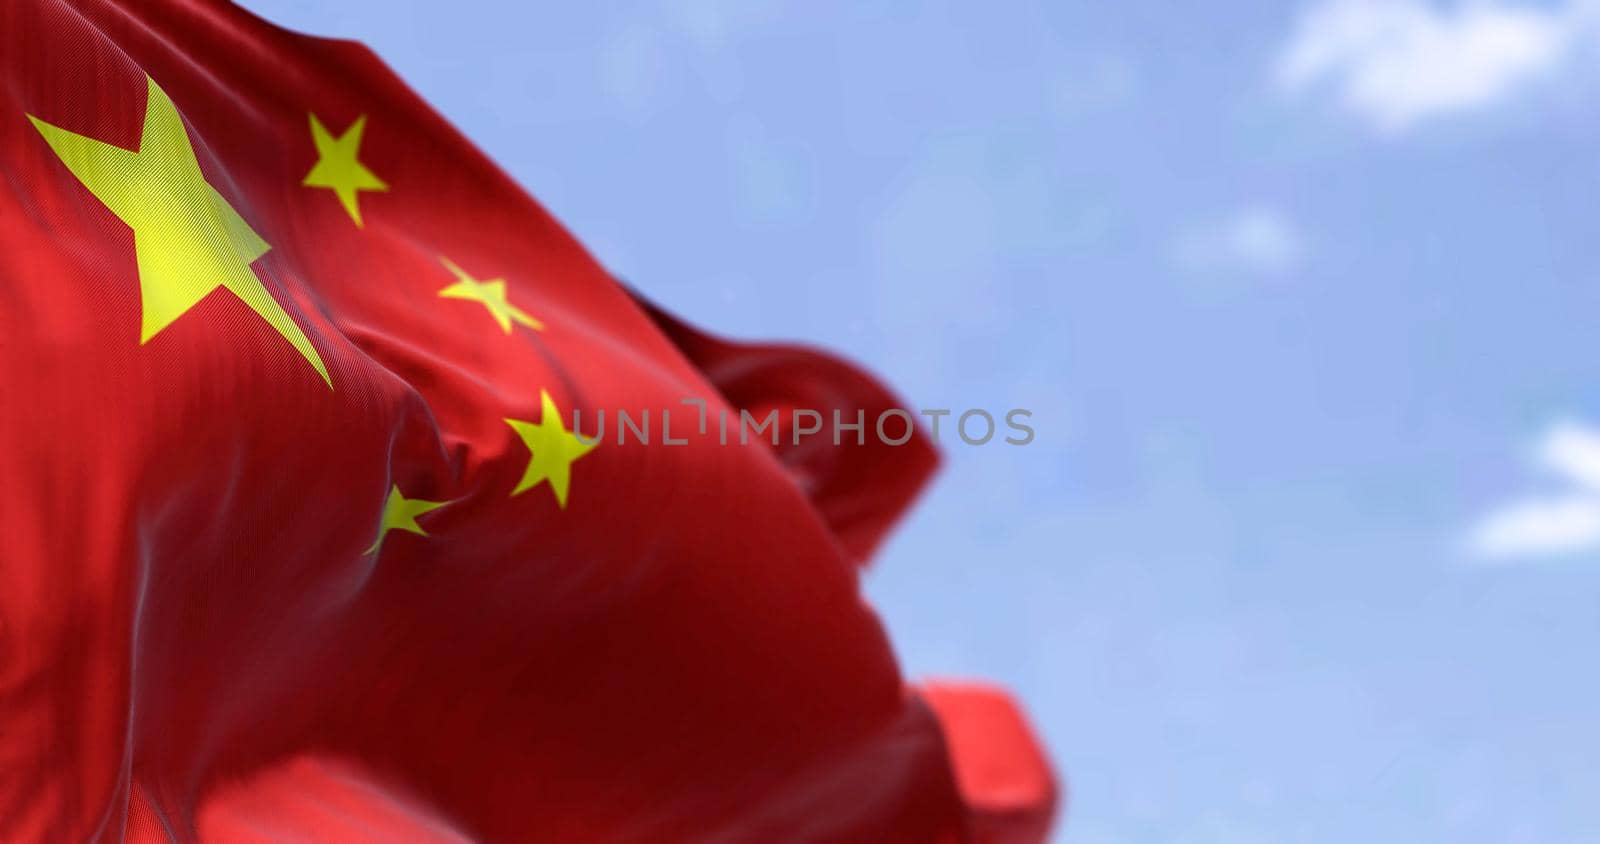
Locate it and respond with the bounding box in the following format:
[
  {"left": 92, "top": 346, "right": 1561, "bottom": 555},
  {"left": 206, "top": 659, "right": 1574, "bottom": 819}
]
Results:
[
  {"left": 1469, "top": 494, "right": 1600, "bottom": 559},
  {"left": 1535, "top": 419, "right": 1600, "bottom": 489},
  {"left": 1467, "top": 420, "right": 1600, "bottom": 561},
  {"left": 1174, "top": 207, "right": 1304, "bottom": 277},
  {"left": 1278, "top": 0, "right": 1600, "bottom": 133}
]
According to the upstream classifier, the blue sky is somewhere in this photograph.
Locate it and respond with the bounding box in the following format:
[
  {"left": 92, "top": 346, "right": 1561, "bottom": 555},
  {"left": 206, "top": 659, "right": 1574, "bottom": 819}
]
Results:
[{"left": 243, "top": 1, "right": 1600, "bottom": 839}]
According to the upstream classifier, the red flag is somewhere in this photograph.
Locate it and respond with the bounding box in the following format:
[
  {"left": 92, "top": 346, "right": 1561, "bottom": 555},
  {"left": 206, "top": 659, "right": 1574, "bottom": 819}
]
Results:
[{"left": 0, "top": 1, "right": 1057, "bottom": 840}]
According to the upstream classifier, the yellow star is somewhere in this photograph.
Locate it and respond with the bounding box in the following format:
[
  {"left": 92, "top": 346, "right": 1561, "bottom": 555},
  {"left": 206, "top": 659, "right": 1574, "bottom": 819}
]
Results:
[
  {"left": 29, "top": 75, "right": 330, "bottom": 386},
  {"left": 505, "top": 390, "right": 597, "bottom": 508},
  {"left": 437, "top": 256, "right": 545, "bottom": 334},
  {"left": 303, "top": 113, "right": 387, "bottom": 227},
  {"left": 367, "top": 484, "right": 450, "bottom": 554}
]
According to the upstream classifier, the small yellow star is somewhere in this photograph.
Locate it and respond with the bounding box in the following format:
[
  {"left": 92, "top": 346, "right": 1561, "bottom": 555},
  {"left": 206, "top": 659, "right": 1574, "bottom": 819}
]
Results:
[
  {"left": 437, "top": 256, "right": 545, "bottom": 334},
  {"left": 29, "top": 75, "right": 330, "bottom": 386},
  {"left": 303, "top": 113, "right": 387, "bottom": 227},
  {"left": 505, "top": 391, "right": 597, "bottom": 508},
  {"left": 367, "top": 484, "right": 450, "bottom": 554}
]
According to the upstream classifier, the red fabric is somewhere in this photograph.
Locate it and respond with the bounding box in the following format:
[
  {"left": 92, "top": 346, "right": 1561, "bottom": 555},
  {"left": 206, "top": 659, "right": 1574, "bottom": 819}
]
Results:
[
  {"left": 923, "top": 684, "right": 1061, "bottom": 843},
  {"left": 0, "top": 0, "right": 1056, "bottom": 840},
  {"left": 634, "top": 296, "right": 940, "bottom": 566}
]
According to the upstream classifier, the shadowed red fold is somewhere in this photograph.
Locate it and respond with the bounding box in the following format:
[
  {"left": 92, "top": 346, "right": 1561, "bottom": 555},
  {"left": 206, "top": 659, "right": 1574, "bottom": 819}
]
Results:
[
  {"left": 0, "top": 0, "right": 1057, "bottom": 840},
  {"left": 633, "top": 295, "right": 941, "bottom": 566}
]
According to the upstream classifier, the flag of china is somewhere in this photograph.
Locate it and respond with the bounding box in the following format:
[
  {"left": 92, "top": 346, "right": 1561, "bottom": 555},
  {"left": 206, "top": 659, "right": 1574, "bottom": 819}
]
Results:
[{"left": 0, "top": 1, "right": 1057, "bottom": 841}]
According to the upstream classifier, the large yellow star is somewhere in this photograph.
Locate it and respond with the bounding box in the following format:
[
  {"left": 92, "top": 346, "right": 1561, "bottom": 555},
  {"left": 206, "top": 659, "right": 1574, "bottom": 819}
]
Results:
[
  {"left": 505, "top": 390, "right": 597, "bottom": 508},
  {"left": 303, "top": 113, "right": 387, "bottom": 227},
  {"left": 28, "top": 75, "right": 330, "bottom": 386},
  {"left": 367, "top": 484, "right": 450, "bottom": 553},
  {"left": 438, "top": 256, "right": 545, "bottom": 334}
]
